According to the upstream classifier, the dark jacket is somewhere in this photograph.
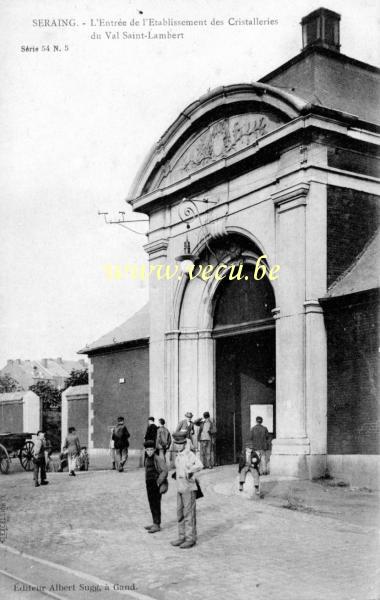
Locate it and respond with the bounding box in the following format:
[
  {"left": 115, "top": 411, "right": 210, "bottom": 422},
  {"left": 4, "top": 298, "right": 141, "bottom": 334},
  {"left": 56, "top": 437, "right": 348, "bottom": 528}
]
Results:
[
  {"left": 156, "top": 426, "right": 172, "bottom": 450},
  {"left": 144, "top": 454, "right": 169, "bottom": 493},
  {"left": 175, "top": 419, "right": 194, "bottom": 438},
  {"left": 144, "top": 423, "right": 158, "bottom": 443},
  {"left": 249, "top": 424, "right": 270, "bottom": 451},
  {"left": 112, "top": 424, "right": 130, "bottom": 449},
  {"left": 63, "top": 432, "right": 81, "bottom": 456}
]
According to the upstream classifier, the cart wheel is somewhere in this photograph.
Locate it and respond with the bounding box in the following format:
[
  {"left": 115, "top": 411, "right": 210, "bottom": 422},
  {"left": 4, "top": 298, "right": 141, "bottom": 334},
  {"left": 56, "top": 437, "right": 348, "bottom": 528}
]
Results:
[
  {"left": 0, "top": 443, "right": 10, "bottom": 474},
  {"left": 19, "top": 441, "right": 34, "bottom": 471}
]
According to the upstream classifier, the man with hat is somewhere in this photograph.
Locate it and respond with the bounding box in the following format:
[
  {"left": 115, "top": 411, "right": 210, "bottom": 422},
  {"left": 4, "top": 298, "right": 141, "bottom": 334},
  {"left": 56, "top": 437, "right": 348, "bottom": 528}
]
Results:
[
  {"left": 143, "top": 440, "right": 168, "bottom": 533},
  {"left": 175, "top": 412, "right": 195, "bottom": 443},
  {"left": 194, "top": 411, "right": 216, "bottom": 469},
  {"left": 249, "top": 416, "right": 270, "bottom": 475},
  {"left": 170, "top": 432, "right": 203, "bottom": 549}
]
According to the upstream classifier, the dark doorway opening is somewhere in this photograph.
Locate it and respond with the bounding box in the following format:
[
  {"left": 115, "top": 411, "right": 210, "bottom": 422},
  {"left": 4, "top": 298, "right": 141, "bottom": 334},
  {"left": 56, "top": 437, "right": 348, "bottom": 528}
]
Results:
[{"left": 215, "top": 329, "right": 275, "bottom": 465}]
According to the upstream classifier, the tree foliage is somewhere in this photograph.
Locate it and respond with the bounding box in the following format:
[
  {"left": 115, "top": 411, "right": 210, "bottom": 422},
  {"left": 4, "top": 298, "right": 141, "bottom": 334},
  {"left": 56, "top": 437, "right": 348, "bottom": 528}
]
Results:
[
  {"left": 0, "top": 373, "right": 20, "bottom": 393},
  {"left": 63, "top": 368, "right": 88, "bottom": 390},
  {"left": 29, "top": 380, "right": 61, "bottom": 410}
]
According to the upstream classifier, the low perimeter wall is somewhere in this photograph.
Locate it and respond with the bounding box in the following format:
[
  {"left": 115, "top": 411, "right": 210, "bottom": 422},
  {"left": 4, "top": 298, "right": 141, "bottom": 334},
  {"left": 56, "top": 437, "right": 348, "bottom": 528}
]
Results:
[{"left": 327, "top": 455, "right": 380, "bottom": 489}]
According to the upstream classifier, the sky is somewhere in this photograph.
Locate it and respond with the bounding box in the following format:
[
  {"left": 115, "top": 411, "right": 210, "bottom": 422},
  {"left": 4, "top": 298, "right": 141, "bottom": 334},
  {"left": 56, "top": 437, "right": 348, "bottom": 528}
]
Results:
[{"left": 0, "top": 0, "right": 378, "bottom": 367}]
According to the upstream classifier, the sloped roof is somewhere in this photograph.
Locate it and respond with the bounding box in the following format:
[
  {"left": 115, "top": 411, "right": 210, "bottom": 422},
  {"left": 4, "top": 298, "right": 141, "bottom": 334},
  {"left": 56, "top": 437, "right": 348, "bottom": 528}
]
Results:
[
  {"left": 79, "top": 303, "right": 150, "bottom": 354},
  {"left": 325, "top": 231, "right": 380, "bottom": 298}
]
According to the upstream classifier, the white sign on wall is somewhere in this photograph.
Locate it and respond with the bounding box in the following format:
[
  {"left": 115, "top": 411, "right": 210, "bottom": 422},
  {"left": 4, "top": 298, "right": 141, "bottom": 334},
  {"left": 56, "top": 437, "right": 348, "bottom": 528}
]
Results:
[{"left": 250, "top": 404, "right": 274, "bottom": 433}]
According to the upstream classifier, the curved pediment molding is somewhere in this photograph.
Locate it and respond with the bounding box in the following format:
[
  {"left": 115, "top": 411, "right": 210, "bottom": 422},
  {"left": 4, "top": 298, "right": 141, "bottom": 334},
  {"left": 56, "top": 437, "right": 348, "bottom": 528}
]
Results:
[{"left": 129, "top": 83, "right": 307, "bottom": 205}]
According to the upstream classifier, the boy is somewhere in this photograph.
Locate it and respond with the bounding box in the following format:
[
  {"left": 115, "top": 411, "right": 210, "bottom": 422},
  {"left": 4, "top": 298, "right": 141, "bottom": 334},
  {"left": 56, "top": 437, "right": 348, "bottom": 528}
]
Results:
[
  {"left": 238, "top": 447, "right": 261, "bottom": 496},
  {"left": 33, "top": 431, "right": 49, "bottom": 487},
  {"left": 170, "top": 432, "right": 203, "bottom": 549},
  {"left": 144, "top": 440, "right": 168, "bottom": 533},
  {"left": 156, "top": 418, "right": 172, "bottom": 461}
]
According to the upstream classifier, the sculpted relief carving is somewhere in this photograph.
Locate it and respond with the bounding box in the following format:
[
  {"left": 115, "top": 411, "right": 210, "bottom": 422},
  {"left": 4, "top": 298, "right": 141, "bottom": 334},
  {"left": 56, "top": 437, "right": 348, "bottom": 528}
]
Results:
[{"left": 149, "top": 112, "right": 283, "bottom": 192}]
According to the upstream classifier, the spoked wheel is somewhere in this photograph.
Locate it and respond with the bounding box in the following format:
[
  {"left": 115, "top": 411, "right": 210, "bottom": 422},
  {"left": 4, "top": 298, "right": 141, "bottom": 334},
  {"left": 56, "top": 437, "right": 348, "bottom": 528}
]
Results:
[
  {"left": 0, "top": 443, "right": 10, "bottom": 474},
  {"left": 19, "top": 441, "right": 34, "bottom": 471}
]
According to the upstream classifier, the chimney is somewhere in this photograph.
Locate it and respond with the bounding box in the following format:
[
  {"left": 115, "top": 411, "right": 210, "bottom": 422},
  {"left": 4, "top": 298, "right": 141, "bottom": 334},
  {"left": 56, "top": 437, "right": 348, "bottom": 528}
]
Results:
[
  {"left": 7, "top": 359, "right": 13, "bottom": 365},
  {"left": 56, "top": 357, "right": 63, "bottom": 364},
  {"left": 41, "top": 359, "right": 48, "bottom": 368},
  {"left": 301, "top": 7, "right": 341, "bottom": 53}
]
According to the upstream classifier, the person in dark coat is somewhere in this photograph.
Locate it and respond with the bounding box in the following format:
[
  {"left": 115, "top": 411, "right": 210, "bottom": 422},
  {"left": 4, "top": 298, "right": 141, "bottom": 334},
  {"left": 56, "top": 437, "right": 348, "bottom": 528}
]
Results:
[
  {"left": 33, "top": 431, "right": 49, "bottom": 487},
  {"left": 112, "top": 416, "right": 130, "bottom": 472},
  {"left": 249, "top": 416, "right": 270, "bottom": 475},
  {"left": 194, "top": 412, "right": 216, "bottom": 469},
  {"left": 144, "top": 417, "right": 158, "bottom": 444},
  {"left": 143, "top": 440, "right": 168, "bottom": 533}
]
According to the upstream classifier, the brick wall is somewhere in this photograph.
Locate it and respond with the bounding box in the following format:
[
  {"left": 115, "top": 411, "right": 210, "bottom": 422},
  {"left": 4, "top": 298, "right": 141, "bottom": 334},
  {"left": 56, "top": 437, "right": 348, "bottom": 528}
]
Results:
[
  {"left": 327, "top": 186, "right": 379, "bottom": 286},
  {"left": 325, "top": 292, "right": 379, "bottom": 454},
  {"left": 90, "top": 344, "right": 149, "bottom": 449}
]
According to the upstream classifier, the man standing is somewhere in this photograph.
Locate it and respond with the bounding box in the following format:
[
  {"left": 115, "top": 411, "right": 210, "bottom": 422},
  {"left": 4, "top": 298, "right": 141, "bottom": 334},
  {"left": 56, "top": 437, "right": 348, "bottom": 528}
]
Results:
[
  {"left": 63, "top": 426, "right": 81, "bottom": 477},
  {"left": 249, "top": 416, "right": 270, "bottom": 475},
  {"left": 194, "top": 412, "right": 216, "bottom": 469},
  {"left": 170, "top": 432, "right": 203, "bottom": 549},
  {"left": 156, "top": 418, "right": 172, "bottom": 461},
  {"left": 144, "top": 417, "right": 158, "bottom": 444},
  {"left": 112, "top": 416, "right": 130, "bottom": 472},
  {"left": 176, "top": 412, "right": 195, "bottom": 438},
  {"left": 143, "top": 440, "right": 168, "bottom": 533},
  {"left": 33, "top": 431, "right": 49, "bottom": 487}
]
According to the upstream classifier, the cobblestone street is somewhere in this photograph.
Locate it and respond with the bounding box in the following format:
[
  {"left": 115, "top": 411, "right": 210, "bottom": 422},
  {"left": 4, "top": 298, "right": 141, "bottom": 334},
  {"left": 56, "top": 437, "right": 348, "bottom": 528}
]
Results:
[{"left": 0, "top": 465, "right": 379, "bottom": 600}]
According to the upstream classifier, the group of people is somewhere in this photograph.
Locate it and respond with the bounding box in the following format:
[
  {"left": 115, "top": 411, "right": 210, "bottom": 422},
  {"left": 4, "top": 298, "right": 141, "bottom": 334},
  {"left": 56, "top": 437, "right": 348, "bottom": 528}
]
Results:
[
  {"left": 33, "top": 411, "right": 270, "bottom": 550},
  {"left": 141, "top": 411, "right": 270, "bottom": 549},
  {"left": 32, "top": 426, "right": 85, "bottom": 486}
]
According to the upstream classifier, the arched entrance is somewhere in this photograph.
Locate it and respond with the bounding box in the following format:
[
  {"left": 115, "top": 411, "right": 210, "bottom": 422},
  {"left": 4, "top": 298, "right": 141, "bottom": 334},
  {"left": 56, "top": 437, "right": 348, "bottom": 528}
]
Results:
[{"left": 213, "top": 265, "right": 276, "bottom": 465}]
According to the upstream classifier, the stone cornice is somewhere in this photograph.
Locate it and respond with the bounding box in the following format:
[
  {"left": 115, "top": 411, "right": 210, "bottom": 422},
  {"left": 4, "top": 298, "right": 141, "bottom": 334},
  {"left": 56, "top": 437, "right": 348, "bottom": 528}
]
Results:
[
  {"left": 143, "top": 238, "right": 169, "bottom": 259},
  {"left": 272, "top": 182, "right": 310, "bottom": 213}
]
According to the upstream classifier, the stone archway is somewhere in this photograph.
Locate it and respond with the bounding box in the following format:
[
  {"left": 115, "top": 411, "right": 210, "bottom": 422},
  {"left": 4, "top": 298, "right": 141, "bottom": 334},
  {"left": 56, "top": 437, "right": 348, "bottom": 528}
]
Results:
[{"left": 172, "top": 233, "right": 276, "bottom": 465}]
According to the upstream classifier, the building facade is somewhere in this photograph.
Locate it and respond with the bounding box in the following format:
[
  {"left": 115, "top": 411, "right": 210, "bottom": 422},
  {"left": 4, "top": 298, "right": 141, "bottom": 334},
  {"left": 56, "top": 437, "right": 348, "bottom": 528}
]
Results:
[
  {"left": 79, "top": 304, "right": 149, "bottom": 457},
  {"left": 124, "top": 8, "right": 379, "bottom": 484}
]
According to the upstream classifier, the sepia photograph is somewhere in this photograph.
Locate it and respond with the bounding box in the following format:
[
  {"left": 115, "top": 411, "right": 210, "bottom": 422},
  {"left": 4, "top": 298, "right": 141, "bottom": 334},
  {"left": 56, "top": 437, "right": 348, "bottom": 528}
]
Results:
[{"left": 0, "top": 1, "right": 379, "bottom": 599}]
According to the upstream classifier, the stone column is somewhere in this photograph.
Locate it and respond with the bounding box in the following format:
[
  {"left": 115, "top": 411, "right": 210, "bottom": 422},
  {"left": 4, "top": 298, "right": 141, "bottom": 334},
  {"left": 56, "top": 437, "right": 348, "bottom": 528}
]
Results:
[
  {"left": 178, "top": 331, "right": 199, "bottom": 419},
  {"left": 164, "top": 330, "right": 180, "bottom": 431},
  {"left": 271, "top": 183, "right": 311, "bottom": 477},
  {"left": 198, "top": 329, "right": 215, "bottom": 417},
  {"left": 143, "top": 238, "right": 169, "bottom": 420},
  {"left": 303, "top": 180, "right": 328, "bottom": 477}
]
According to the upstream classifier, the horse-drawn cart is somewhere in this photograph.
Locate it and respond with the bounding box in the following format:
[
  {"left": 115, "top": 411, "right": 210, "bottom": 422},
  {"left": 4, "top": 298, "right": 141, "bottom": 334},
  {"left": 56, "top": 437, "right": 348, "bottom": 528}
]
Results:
[{"left": 0, "top": 433, "right": 35, "bottom": 474}]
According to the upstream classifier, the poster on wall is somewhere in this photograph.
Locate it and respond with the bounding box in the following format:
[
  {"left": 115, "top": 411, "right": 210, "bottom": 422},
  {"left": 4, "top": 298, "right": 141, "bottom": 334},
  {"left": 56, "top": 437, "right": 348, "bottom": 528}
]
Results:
[{"left": 0, "top": 0, "right": 378, "bottom": 598}]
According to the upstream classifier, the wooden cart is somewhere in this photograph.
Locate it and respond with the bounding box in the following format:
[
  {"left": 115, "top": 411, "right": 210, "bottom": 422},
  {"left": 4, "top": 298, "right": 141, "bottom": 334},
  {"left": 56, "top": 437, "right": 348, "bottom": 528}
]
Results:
[{"left": 0, "top": 433, "right": 35, "bottom": 474}]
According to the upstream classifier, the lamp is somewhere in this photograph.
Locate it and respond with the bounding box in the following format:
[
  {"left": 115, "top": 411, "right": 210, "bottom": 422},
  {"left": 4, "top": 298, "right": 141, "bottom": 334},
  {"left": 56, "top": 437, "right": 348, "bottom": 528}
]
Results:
[
  {"left": 175, "top": 197, "right": 217, "bottom": 272},
  {"left": 175, "top": 226, "right": 199, "bottom": 273}
]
